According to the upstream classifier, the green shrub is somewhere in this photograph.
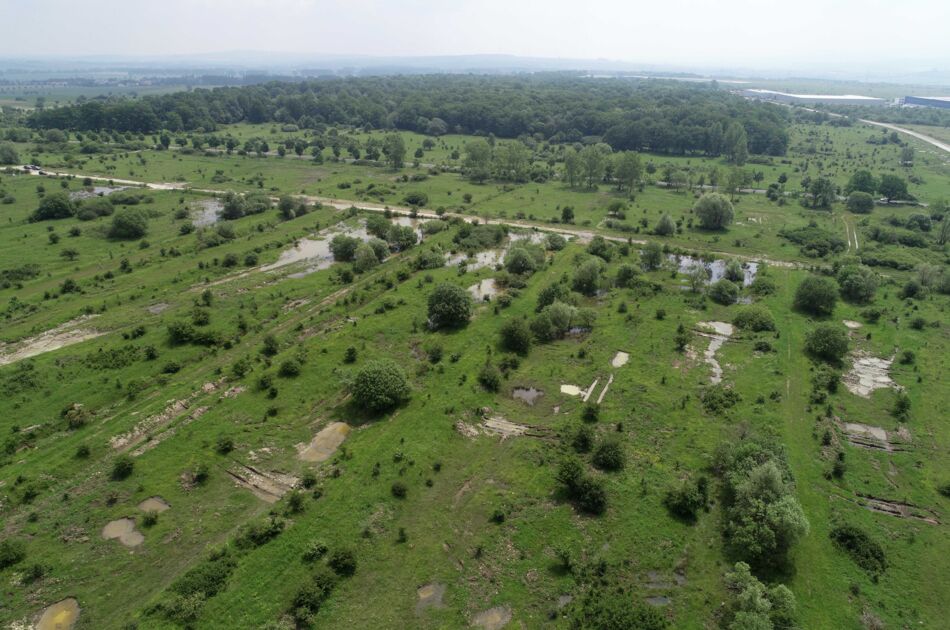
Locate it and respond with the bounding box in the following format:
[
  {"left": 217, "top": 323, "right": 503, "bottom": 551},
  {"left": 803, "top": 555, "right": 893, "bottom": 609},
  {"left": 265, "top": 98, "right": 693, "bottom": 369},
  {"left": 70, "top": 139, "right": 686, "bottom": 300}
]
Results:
[
  {"left": 0, "top": 539, "right": 26, "bottom": 569},
  {"left": 709, "top": 279, "right": 739, "bottom": 305},
  {"left": 235, "top": 516, "right": 285, "bottom": 549},
  {"left": 327, "top": 548, "right": 357, "bottom": 576},
  {"left": 111, "top": 454, "right": 134, "bottom": 480},
  {"left": 829, "top": 525, "right": 887, "bottom": 574},
  {"left": 733, "top": 305, "right": 775, "bottom": 331},
  {"left": 350, "top": 359, "right": 411, "bottom": 411},
  {"left": 804, "top": 323, "right": 849, "bottom": 362},
  {"left": 592, "top": 437, "right": 625, "bottom": 471}
]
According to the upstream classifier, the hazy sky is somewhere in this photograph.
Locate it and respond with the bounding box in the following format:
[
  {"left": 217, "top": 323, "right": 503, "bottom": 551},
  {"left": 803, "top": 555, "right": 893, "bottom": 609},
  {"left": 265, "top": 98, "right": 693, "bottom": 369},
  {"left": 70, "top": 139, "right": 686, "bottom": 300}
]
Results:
[{"left": 1, "top": 0, "right": 947, "bottom": 70}]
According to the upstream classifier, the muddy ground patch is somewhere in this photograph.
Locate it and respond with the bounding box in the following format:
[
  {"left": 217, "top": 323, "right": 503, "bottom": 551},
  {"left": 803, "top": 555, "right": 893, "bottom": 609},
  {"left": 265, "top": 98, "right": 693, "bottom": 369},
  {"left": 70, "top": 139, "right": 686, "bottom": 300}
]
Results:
[
  {"left": 35, "top": 598, "right": 80, "bottom": 630},
  {"left": 297, "top": 422, "right": 350, "bottom": 463},
  {"left": 102, "top": 518, "right": 144, "bottom": 547},
  {"left": 472, "top": 605, "right": 512, "bottom": 629},
  {"left": 416, "top": 582, "right": 446, "bottom": 614},
  {"left": 695, "top": 321, "right": 734, "bottom": 384}
]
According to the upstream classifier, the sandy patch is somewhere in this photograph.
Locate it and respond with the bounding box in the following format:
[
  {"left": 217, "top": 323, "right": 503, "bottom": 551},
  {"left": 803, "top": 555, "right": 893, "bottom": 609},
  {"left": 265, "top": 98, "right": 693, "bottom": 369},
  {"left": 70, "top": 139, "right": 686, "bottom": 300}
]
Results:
[
  {"left": 146, "top": 303, "right": 171, "bottom": 315},
  {"left": 596, "top": 374, "right": 614, "bottom": 405},
  {"left": 482, "top": 416, "right": 529, "bottom": 438},
  {"left": 297, "top": 422, "right": 350, "bottom": 463},
  {"left": 696, "top": 321, "right": 734, "bottom": 384},
  {"left": 0, "top": 316, "right": 105, "bottom": 367},
  {"left": 843, "top": 353, "right": 895, "bottom": 398},
  {"left": 611, "top": 351, "right": 629, "bottom": 368},
  {"left": 842, "top": 320, "right": 863, "bottom": 330},
  {"left": 227, "top": 463, "right": 298, "bottom": 503},
  {"left": 560, "top": 384, "right": 583, "bottom": 396},
  {"left": 111, "top": 381, "right": 220, "bottom": 453},
  {"left": 137, "top": 496, "right": 170, "bottom": 513},
  {"left": 35, "top": 598, "right": 80, "bottom": 630},
  {"left": 840, "top": 421, "right": 910, "bottom": 452},
  {"left": 416, "top": 583, "right": 446, "bottom": 614},
  {"left": 859, "top": 494, "right": 939, "bottom": 525},
  {"left": 472, "top": 605, "right": 512, "bottom": 630},
  {"left": 102, "top": 518, "right": 144, "bottom": 547}
]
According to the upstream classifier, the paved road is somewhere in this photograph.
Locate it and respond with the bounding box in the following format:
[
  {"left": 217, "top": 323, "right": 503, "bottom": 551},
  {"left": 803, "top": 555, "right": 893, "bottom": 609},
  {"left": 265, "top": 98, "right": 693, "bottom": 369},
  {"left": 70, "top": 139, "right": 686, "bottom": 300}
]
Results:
[{"left": 857, "top": 119, "right": 950, "bottom": 155}]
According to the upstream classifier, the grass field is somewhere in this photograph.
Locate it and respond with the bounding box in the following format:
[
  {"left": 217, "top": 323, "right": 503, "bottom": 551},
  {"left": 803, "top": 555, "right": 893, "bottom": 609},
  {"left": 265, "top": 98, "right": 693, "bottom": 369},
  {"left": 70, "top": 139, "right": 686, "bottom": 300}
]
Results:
[{"left": 0, "top": 113, "right": 947, "bottom": 630}]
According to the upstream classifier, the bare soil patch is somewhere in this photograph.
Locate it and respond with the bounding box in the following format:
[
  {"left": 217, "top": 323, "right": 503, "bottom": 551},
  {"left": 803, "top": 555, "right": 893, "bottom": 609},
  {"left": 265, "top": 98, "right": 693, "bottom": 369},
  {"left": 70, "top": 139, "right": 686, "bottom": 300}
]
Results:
[
  {"left": 0, "top": 316, "right": 105, "bottom": 367},
  {"left": 696, "top": 321, "right": 734, "bottom": 384},
  {"left": 145, "top": 302, "right": 171, "bottom": 314},
  {"left": 227, "top": 463, "right": 298, "bottom": 503},
  {"left": 137, "top": 496, "right": 170, "bottom": 513},
  {"left": 858, "top": 494, "right": 940, "bottom": 525},
  {"left": 844, "top": 352, "right": 895, "bottom": 398}
]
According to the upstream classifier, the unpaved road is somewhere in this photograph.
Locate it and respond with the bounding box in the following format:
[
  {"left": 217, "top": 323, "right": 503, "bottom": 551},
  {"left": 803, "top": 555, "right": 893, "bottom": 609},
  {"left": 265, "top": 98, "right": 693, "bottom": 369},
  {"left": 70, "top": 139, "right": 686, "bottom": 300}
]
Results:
[{"left": 10, "top": 166, "right": 803, "bottom": 270}]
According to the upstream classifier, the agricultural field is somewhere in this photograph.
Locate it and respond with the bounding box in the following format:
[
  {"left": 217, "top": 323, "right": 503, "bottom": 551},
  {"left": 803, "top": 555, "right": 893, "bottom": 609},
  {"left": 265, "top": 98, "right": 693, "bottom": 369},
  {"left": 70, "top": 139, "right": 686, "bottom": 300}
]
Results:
[{"left": 0, "top": 82, "right": 948, "bottom": 630}]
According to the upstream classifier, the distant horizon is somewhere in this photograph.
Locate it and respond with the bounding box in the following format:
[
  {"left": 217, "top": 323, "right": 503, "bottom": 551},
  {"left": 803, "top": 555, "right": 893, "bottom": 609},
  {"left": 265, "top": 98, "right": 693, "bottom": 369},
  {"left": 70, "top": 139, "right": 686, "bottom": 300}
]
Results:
[{"left": 2, "top": 0, "right": 947, "bottom": 78}]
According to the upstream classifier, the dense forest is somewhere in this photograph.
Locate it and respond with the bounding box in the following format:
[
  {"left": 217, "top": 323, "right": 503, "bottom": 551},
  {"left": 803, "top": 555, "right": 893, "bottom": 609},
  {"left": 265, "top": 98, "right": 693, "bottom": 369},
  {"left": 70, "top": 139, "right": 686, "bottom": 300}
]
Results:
[{"left": 27, "top": 75, "right": 790, "bottom": 156}]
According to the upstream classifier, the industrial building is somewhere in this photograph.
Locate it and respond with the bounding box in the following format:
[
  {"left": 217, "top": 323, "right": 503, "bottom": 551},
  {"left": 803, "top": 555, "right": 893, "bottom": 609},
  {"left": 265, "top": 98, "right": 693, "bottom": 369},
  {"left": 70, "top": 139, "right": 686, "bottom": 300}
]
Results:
[
  {"left": 901, "top": 96, "right": 950, "bottom": 110},
  {"left": 740, "top": 88, "right": 887, "bottom": 107}
]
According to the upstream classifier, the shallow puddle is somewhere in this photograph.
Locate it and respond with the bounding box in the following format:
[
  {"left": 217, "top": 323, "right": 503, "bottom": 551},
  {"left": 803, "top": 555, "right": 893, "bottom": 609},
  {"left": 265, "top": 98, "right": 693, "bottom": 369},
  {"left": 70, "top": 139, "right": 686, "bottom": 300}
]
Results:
[
  {"left": 468, "top": 278, "right": 499, "bottom": 301},
  {"left": 102, "top": 518, "right": 144, "bottom": 547},
  {"left": 264, "top": 223, "right": 371, "bottom": 278},
  {"left": 69, "top": 185, "right": 128, "bottom": 200},
  {"left": 298, "top": 422, "right": 350, "bottom": 463},
  {"left": 512, "top": 387, "right": 542, "bottom": 405},
  {"left": 192, "top": 198, "right": 223, "bottom": 227},
  {"left": 671, "top": 255, "right": 758, "bottom": 286},
  {"left": 447, "top": 249, "right": 505, "bottom": 271},
  {"left": 36, "top": 598, "right": 80, "bottom": 630}
]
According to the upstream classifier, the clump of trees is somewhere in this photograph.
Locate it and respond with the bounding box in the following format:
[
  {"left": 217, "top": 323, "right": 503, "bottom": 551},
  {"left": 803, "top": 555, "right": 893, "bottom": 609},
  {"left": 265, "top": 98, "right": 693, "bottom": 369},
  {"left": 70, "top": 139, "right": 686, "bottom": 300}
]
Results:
[
  {"left": 714, "top": 435, "right": 809, "bottom": 567},
  {"left": 837, "top": 265, "right": 878, "bottom": 303},
  {"left": 723, "top": 561, "right": 798, "bottom": 629},
  {"left": 556, "top": 457, "right": 608, "bottom": 515}
]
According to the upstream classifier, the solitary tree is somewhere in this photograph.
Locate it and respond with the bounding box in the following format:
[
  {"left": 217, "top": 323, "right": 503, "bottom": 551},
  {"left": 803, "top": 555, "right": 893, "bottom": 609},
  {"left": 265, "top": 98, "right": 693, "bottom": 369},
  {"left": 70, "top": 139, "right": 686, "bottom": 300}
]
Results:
[
  {"left": 382, "top": 134, "right": 406, "bottom": 169},
  {"left": 693, "top": 193, "right": 734, "bottom": 230},
  {"left": 351, "top": 360, "right": 410, "bottom": 412},
  {"left": 427, "top": 283, "right": 473, "bottom": 329},
  {"left": 878, "top": 174, "right": 908, "bottom": 202},
  {"left": 723, "top": 122, "right": 749, "bottom": 165},
  {"left": 793, "top": 276, "right": 838, "bottom": 316}
]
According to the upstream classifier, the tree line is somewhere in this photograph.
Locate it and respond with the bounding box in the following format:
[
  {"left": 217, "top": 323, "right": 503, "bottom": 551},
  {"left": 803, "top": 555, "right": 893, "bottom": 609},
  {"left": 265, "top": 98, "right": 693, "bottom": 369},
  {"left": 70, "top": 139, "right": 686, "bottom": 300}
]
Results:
[{"left": 27, "top": 75, "right": 789, "bottom": 157}]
